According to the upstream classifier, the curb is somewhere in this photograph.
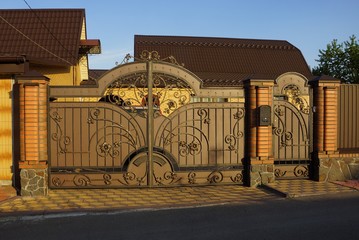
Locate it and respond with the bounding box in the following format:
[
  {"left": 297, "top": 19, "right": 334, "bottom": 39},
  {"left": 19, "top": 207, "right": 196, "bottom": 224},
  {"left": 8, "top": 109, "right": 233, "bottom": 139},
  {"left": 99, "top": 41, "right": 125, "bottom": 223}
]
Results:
[
  {"left": 0, "top": 201, "right": 235, "bottom": 222},
  {"left": 330, "top": 181, "right": 359, "bottom": 191},
  {"left": 258, "top": 184, "right": 292, "bottom": 198},
  {"left": 260, "top": 183, "right": 359, "bottom": 199}
]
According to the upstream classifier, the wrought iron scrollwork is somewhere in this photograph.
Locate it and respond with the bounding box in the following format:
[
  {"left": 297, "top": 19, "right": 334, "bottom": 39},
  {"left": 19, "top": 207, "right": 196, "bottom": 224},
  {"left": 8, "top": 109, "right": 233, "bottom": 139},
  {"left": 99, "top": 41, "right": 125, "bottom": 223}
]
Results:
[
  {"left": 103, "top": 74, "right": 147, "bottom": 117},
  {"left": 154, "top": 171, "right": 181, "bottom": 185},
  {"left": 207, "top": 171, "right": 224, "bottom": 184},
  {"left": 162, "top": 109, "right": 210, "bottom": 157},
  {"left": 294, "top": 165, "right": 309, "bottom": 177},
  {"left": 273, "top": 105, "right": 293, "bottom": 148},
  {"left": 178, "top": 140, "right": 202, "bottom": 157},
  {"left": 49, "top": 108, "right": 71, "bottom": 154},
  {"left": 87, "top": 108, "right": 138, "bottom": 158},
  {"left": 187, "top": 170, "right": 240, "bottom": 185},
  {"left": 225, "top": 108, "right": 245, "bottom": 152},
  {"left": 274, "top": 165, "right": 309, "bottom": 178},
  {"left": 120, "top": 172, "right": 146, "bottom": 186},
  {"left": 152, "top": 73, "right": 192, "bottom": 116},
  {"left": 274, "top": 105, "right": 284, "bottom": 116},
  {"left": 230, "top": 172, "right": 243, "bottom": 183},
  {"left": 101, "top": 72, "right": 192, "bottom": 117},
  {"left": 283, "top": 84, "right": 309, "bottom": 114},
  {"left": 118, "top": 172, "right": 147, "bottom": 186},
  {"left": 103, "top": 174, "right": 112, "bottom": 185},
  {"left": 51, "top": 176, "right": 65, "bottom": 187},
  {"left": 188, "top": 172, "right": 197, "bottom": 184},
  {"left": 197, "top": 108, "right": 211, "bottom": 124},
  {"left": 73, "top": 174, "right": 91, "bottom": 186},
  {"left": 140, "top": 50, "right": 161, "bottom": 61},
  {"left": 139, "top": 50, "right": 184, "bottom": 67},
  {"left": 274, "top": 168, "right": 287, "bottom": 178}
]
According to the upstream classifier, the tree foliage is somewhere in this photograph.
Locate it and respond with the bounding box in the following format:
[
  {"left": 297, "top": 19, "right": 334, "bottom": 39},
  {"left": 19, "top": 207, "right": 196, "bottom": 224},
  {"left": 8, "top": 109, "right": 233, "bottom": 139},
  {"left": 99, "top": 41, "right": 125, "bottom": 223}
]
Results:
[{"left": 312, "top": 35, "right": 359, "bottom": 83}]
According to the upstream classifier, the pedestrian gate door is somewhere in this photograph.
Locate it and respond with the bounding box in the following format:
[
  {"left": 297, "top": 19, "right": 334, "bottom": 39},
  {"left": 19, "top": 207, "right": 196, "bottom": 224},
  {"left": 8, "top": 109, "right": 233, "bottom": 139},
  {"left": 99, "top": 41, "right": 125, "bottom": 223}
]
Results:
[
  {"left": 272, "top": 74, "right": 311, "bottom": 179},
  {"left": 48, "top": 53, "right": 246, "bottom": 188}
]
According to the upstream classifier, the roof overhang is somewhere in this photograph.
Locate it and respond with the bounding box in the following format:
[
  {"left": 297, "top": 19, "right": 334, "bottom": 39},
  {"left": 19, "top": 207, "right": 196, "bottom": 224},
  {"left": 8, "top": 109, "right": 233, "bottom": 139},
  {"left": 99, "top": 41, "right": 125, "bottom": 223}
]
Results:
[
  {"left": 0, "top": 55, "right": 28, "bottom": 75},
  {"left": 79, "top": 39, "right": 101, "bottom": 54}
]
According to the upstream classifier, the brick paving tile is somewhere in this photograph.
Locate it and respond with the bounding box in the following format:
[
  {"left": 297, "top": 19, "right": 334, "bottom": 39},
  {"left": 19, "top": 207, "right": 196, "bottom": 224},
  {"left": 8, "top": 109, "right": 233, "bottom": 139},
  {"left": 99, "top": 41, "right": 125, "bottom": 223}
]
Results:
[
  {"left": 1, "top": 182, "right": 358, "bottom": 216},
  {"left": 264, "top": 180, "right": 358, "bottom": 197}
]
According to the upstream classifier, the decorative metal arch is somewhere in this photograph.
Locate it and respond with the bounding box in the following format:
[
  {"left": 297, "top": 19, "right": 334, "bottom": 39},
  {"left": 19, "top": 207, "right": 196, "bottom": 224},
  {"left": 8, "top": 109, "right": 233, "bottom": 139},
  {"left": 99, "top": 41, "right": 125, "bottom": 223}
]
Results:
[
  {"left": 49, "top": 61, "right": 244, "bottom": 99},
  {"left": 274, "top": 72, "right": 310, "bottom": 96}
]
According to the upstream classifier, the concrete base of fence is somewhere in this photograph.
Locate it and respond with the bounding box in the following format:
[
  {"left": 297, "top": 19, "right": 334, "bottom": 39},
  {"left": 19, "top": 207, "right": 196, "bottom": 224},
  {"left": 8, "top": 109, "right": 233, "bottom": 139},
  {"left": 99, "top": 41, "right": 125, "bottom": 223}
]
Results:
[
  {"left": 316, "top": 157, "right": 359, "bottom": 182},
  {"left": 20, "top": 168, "right": 48, "bottom": 196},
  {"left": 247, "top": 164, "right": 275, "bottom": 187}
]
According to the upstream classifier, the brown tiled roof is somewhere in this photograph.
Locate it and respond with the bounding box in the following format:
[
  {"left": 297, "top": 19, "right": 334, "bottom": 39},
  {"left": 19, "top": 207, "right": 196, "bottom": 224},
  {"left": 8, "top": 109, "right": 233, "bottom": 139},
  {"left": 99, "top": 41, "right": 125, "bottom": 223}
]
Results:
[
  {"left": 79, "top": 69, "right": 108, "bottom": 85},
  {"left": 0, "top": 9, "right": 85, "bottom": 66},
  {"left": 134, "top": 35, "right": 313, "bottom": 86},
  {"left": 88, "top": 69, "right": 108, "bottom": 81},
  {"left": 309, "top": 75, "right": 341, "bottom": 83}
]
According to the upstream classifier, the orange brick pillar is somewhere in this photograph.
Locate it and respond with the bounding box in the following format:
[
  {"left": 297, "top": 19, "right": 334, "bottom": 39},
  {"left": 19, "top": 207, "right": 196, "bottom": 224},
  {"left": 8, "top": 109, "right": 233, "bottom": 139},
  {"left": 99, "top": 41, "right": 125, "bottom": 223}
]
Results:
[
  {"left": 15, "top": 71, "right": 49, "bottom": 196},
  {"left": 244, "top": 79, "right": 275, "bottom": 187},
  {"left": 311, "top": 77, "right": 341, "bottom": 181}
]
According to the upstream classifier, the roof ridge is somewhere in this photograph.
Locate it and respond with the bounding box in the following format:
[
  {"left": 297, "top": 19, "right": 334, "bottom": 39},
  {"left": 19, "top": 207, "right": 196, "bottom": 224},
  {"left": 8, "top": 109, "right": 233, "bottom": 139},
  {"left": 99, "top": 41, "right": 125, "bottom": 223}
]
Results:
[{"left": 136, "top": 39, "right": 296, "bottom": 50}]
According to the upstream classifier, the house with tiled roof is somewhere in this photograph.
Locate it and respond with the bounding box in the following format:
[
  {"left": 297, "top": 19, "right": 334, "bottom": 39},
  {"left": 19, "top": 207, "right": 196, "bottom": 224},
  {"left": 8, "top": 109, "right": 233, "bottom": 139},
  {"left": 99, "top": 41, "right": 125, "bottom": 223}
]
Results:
[
  {"left": 0, "top": 9, "right": 100, "bottom": 185},
  {"left": 134, "top": 35, "right": 313, "bottom": 87},
  {"left": 86, "top": 35, "right": 313, "bottom": 86}
]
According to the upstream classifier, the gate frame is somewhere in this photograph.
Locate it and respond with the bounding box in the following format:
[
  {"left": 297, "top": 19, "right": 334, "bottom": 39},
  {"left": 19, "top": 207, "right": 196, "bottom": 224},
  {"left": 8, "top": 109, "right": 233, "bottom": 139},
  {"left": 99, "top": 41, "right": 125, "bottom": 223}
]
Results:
[
  {"left": 14, "top": 56, "right": 348, "bottom": 195},
  {"left": 272, "top": 72, "right": 312, "bottom": 179},
  {"left": 47, "top": 55, "right": 246, "bottom": 189}
]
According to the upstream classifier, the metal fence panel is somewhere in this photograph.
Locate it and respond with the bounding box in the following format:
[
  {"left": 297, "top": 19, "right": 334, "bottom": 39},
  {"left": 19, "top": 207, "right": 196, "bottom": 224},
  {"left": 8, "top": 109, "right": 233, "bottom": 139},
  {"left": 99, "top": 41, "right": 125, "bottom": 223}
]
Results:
[{"left": 339, "top": 84, "right": 359, "bottom": 151}]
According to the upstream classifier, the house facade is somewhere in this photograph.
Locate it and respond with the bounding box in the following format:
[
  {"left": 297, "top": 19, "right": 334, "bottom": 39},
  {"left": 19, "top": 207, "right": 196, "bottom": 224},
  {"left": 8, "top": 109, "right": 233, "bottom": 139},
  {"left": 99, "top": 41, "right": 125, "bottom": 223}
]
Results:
[{"left": 0, "top": 9, "right": 100, "bottom": 189}]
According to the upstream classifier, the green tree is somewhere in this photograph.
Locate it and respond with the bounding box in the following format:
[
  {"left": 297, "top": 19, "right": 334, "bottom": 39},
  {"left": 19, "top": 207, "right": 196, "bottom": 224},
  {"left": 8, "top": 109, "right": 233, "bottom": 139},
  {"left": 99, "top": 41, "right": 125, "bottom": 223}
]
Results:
[{"left": 312, "top": 35, "right": 359, "bottom": 83}]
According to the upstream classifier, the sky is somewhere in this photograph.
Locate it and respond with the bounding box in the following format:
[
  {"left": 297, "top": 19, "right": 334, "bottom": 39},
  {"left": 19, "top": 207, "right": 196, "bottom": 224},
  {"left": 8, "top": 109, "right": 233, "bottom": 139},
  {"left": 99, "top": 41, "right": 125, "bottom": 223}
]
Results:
[{"left": 1, "top": 0, "right": 359, "bottom": 70}]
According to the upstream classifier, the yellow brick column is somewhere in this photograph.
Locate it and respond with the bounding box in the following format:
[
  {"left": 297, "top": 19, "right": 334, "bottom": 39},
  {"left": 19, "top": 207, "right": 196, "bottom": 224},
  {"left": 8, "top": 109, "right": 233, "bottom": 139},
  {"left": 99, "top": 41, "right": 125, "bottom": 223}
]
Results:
[
  {"left": 15, "top": 71, "right": 49, "bottom": 196},
  {"left": 311, "top": 77, "right": 341, "bottom": 181},
  {"left": 256, "top": 87, "right": 273, "bottom": 160},
  {"left": 323, "top": 87, "right": 339, "bottom": 152},
  {"left": 244, "top": 79, "right": 274, "bottom": 187}
]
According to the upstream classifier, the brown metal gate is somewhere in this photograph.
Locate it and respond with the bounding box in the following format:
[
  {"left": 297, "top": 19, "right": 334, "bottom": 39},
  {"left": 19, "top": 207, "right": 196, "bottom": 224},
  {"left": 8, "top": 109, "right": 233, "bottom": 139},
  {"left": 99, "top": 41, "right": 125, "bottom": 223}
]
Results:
[
  {"left": 48, "top": 53, "right": 246, "bottom": 188},
  {"left": 272, "top": 74, "right": 311, "bottom": 179}
]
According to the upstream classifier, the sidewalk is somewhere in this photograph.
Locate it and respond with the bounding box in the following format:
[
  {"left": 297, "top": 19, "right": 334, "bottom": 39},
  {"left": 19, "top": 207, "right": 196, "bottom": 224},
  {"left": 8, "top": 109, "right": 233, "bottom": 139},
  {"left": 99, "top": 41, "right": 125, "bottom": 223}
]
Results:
[
  {"left": 0, "top": 185, "right": 17, "bottom": 202},
  {"left": 0, "top": 180, "right": 358, "bottom": 218},
  {"left": 263, "top": 179, "right": 359, "bottom": 198}
]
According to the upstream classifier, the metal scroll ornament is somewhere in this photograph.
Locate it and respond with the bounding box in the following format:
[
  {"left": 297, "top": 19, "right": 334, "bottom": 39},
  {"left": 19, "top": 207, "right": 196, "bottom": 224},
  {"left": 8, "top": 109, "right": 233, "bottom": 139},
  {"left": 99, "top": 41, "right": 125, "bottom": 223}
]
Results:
[
  {"left": 102, "top": 50, "right": 192, "bottom": 117},
  {"left": 273, "top": 105, "right": 293, "bottom": 148},
  {"left": 140, "top": 50, "right": 161, "bottom": 61},
  {"left": 207, "top": 171, "right": 224, "bottom": 184},
  {"left": 102, "top": 73, "right": 192, "bottom": 117},
  {"left": 225, "top": 108, "right": 245, "bottom": 152},
  {"left": 49, "top": 108, "right": 71, "bottom": 154},
  {"left": 294, "top": 165, "right": 309, "bottom": 177},
  {"left": 274, "top": 165, "right": 308, "bottom": 178},
  {"left": 163, "top": 108, "right": 209, "bottom": 157},
  {"left": 283, "top": 84, "right": 309, "bottom": 114},
  {"left": 154, "top": 171, "right": 181, "bottom": 185},
  {"left": 87, "top": 108, "right": 138, "bottom": 158}
]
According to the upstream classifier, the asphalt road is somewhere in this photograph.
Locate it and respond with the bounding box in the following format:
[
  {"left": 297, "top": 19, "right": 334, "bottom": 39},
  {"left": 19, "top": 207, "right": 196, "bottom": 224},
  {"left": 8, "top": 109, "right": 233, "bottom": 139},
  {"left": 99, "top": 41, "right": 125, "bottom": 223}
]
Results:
[{"left": 1, "top": 192, "right": 358, "bottom": 240}]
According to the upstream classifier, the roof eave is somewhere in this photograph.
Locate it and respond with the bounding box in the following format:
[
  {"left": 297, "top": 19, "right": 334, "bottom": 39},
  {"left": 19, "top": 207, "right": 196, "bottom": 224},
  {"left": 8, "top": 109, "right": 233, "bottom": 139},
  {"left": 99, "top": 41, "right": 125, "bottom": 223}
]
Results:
[{"left": 79, "top": 39, "right": 101, "bottom": 54}]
